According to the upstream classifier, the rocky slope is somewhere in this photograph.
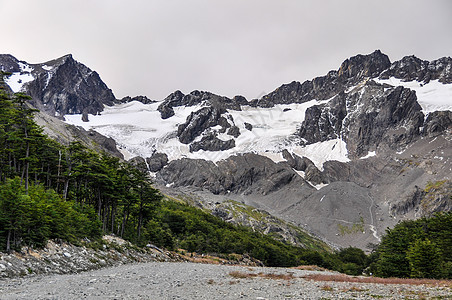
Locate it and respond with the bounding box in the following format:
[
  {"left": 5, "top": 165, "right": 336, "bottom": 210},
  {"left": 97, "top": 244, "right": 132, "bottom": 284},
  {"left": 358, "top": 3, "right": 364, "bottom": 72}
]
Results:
[{"left": 2, "top": 50, "right": 451, "bottom": 251}]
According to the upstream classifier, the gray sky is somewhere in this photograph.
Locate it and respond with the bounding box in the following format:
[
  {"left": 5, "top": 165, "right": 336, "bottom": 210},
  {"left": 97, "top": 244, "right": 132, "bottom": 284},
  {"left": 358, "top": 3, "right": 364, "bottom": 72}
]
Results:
[{"left": 2, "top": 0, "right": 452, "bottom": 100}]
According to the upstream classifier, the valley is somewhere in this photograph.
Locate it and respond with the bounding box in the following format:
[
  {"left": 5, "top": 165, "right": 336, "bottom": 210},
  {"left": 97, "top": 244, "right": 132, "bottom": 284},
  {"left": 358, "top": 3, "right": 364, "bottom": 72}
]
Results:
[{"left": 1, "top": 49, "right": 451, "bottom": 254}]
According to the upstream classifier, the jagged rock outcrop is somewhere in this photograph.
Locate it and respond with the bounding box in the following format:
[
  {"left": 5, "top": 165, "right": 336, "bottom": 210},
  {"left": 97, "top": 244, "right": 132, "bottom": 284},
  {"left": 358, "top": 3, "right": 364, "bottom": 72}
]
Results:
[
  {"left": 422, "top": 111, "right": 452, "bottom": 137},
  {"left": 297, "top": 80, "right": 425, "bottom": 158},
  {"left": 118, "top": 95, "right": 155, "bottom": 104},
  {"left": 158, "top": 90, "right": 244, "bottom": 119},
  {"left": 177, "top": 105, "right": 225, "bottom": 144},
  {"left": 257, "top": 50, "right": 390, "bottom": 107},
  {"left": 380, "top": 55, "right": 452, "bottom": 84},
  {"left": 189, "top": 133, "right": 235, "bottom": 152}
]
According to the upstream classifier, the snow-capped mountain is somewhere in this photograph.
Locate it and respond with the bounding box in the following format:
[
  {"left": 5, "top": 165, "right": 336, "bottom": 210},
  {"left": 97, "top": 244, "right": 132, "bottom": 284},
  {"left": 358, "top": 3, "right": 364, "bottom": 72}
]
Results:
[
  {"left": 0, "top": 54, "right": 115, "bottom": 117},
  {"left": 1, "top": 50, "right": 451, "bottom": 251}
]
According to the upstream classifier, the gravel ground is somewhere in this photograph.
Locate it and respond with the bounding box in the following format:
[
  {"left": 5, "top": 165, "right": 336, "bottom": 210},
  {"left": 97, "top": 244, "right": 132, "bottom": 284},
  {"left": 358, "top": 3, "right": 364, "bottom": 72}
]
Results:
[{"left": 0, "top": 262, "right": 450, "bottom": 300}]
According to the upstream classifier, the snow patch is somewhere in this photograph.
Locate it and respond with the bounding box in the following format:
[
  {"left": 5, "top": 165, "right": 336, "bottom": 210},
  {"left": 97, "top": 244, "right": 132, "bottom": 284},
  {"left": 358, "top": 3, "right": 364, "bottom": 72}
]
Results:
[
  {"left": 291, "top": 139, "right": 349, "bottom": 170},
  {"left": 4, "top": 62, "right": 35, "bottom": 93},
  {"left": 375, "top": 77, "right": 452, "bottom": 113},
  {"left": 64, "top": 99, "right": 349, "bottom": 168},
  {"left": 360, "top": 151, "right": 376, "bottom": 159},
  {"left": 41, "top": 65, "right": 53, "bottom": 71}
]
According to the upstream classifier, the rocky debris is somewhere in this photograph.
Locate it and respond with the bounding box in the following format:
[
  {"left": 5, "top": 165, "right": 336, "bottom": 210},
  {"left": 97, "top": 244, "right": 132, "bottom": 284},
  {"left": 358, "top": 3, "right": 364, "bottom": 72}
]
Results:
[
  {"left": 2, "top": 262, "right": 451, "bottom": 300},
  {"left": 380, "top": 55, "right": 452, "bottom": 84},
  {"left": 158, "top": 153, "right": 311, "bottom": 196},
  {"left": 146, "top": 152, "right": 169, "bottom": 172},
  {"left": 189, "top": 133, "right": 235, "bottom": 152},
  {"left": 0, "top": 236, "right": 178, "bottom": 279},
  {"left": 118, "top": 95, "right": 155, "bottom": 104}
]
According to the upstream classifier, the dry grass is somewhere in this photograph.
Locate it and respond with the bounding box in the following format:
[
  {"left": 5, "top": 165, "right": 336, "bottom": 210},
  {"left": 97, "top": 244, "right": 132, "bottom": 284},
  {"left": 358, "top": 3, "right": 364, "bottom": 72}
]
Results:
[
  {"left": 341, "top": 285, "right": 368, "bottom": 292},
  {"left": 303, "top": 274, "right": 452, "bottom": 287},
  {"left": 320, "top": 284, "right": 334, "bottom": 291},
  {"left": 292, "top": 265, "right": 328, "bottom": 272},
  {"left": 229, "top": 271, "right": 294, "bottom": 281}
]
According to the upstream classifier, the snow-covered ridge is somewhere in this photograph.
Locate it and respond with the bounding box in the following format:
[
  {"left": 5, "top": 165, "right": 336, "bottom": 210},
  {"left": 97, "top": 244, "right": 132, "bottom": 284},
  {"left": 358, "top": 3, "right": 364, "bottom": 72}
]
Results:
[
  {"left": 64, "top": 99, "right": 350, "bottom": 169},
  {"left": 375, "top": 77, "right": 452, "bottom": 113}
]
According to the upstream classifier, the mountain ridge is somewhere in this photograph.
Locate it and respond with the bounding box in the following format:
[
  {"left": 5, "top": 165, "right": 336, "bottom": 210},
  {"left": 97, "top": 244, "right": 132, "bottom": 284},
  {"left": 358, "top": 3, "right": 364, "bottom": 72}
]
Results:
[{"left": 1, "top": 50, "right": 450, "bottom": 251}]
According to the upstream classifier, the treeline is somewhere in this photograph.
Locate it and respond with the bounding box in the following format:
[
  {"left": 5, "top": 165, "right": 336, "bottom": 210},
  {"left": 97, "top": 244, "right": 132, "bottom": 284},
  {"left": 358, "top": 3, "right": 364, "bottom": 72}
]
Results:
[
  {"left": 140, "top": 200, "right": 368, "bottom": 272},
  {"left": 368, "top": 212, "right": 452, "bottom": 279}
]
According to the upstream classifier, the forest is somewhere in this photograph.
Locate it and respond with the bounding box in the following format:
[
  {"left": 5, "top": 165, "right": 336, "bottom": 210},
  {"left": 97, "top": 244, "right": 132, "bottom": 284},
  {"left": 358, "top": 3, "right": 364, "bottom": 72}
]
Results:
[{"left": 0, "top": 73, "right": 450, "bottom": 279}]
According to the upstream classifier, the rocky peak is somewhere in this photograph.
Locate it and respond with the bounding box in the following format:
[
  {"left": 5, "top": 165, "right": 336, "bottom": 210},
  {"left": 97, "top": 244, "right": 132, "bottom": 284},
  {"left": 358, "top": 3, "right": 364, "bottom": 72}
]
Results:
[
  {"left": 258, "top": 50, "right": 391, "bottom": 107},
  {"left": 0, "top": 54, "right": 116, "bottom": 118},
  {"left": 338, "top": 49, "right": 391, "bottom": 81},
  {"left": 158, "top": 90, "right": 245, "bottom": 119},
  {"left": 380, "top": 55, "right": 452, "bottom": 84},
  {"left": 118, "top": 95, "right": 155, "bottom": 104},
  {"left": 0, "top": 54, "right": 21, "bottom": 73}
]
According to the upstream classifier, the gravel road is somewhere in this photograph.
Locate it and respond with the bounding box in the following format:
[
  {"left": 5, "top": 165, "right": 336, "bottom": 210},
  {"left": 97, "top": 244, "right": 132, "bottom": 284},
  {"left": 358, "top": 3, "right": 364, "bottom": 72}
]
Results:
[{"left": 0, "top": 262, "right": 450, "bottom": 299}]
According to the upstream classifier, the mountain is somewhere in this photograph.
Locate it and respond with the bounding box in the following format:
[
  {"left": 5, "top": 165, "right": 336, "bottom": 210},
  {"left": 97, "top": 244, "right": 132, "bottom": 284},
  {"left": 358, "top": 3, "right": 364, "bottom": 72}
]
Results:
[
  {"left": 0, "top": 54, "right": 115, "bottom": 118},
  {"left": 1, "top": 50, "right": 451, "bottom": 251}
]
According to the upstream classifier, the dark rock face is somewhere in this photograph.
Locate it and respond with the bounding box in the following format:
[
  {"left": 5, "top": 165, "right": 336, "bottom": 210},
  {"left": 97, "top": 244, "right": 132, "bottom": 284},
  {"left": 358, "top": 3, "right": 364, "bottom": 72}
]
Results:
[
  {"left": 380, "top": 55, "right": 452, "bottom": 84},
  {"left": 146, "top": 152, "right": 168, "bottom": 172},
  {"left": 158, "top": 153, "right": 307, "bottom": 195},
  {"left": 118, "top": 95, "right": 155, "bottom": 104},
  {"left": 189, "top": 133, "right": 235, "bottom": 152},
  {"left": 258, "top": 50, "right": 390, "bottom": 107},
  {"left": 346, "top": 85, "right": 424, "bottom": 157},
  {"left": 0, "top": 54, "right": 21, "bottom": 72},
  {"left": 298, "top": 93, "right": 347, "bottom": 144},
  {"left": 2, "top": 54, "right": 116, "bottom": 117},
  {"left": 281, "top": 150, "right": 310, "bottom": 172},
  {"left": 227, "top": 126, "right": 240, "bottom": 138},
  {"left": 337, "top": 49, "right": 391, "bottom": 81},
  {"left": 297, "top": 80, "right": 425, "bottom": 158},
  {"left": 157, "top": 90, "right": 245, "bottom": 119},
  {"left": 422, "top": 111, "right": 452, "bottom": 137},
  {"left": 177, "top": 106, "right": 225, "bottom": 144}
]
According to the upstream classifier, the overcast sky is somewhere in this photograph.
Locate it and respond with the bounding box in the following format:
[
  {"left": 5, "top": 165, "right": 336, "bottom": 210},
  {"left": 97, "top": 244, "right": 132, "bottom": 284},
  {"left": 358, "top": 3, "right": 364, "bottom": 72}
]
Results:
[{"left": 2, "top": 0, "right": 452, "bottom": 100}]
